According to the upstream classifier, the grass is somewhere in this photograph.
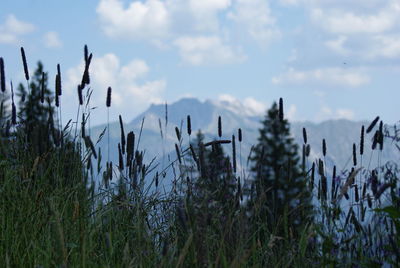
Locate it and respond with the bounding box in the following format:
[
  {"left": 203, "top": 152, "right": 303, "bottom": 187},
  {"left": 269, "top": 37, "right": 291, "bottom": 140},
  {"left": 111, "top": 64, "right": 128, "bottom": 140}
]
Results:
[{"left": 0, "top": 46, "right": 399, "bottom": 267}]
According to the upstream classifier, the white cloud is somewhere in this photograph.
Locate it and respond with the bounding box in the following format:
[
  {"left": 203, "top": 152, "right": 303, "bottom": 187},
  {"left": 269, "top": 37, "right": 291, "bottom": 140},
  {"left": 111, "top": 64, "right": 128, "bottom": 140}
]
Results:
[
  {"left": 279, "top": 0, "right": 299, "bottom": 5},
  {"left": 370, "top": 35, "right": 400, "bottom": 59},
  {"left": 188, "top": 0, "right": 231, "bottom": 31},
  {"left": 173, "top": 35, "right": 245, "bottom": 65},
  {"left": 217, "top": 94, "right": 266, "bottom": 116},
  {"left": 243, "top": 97, "right": 266, "bottom": 115},
  {"left": 316, "top": 105, "right": 355, "bottom": 121},
  {"left": 96, "top": 0, "right": 170, "bottom": 40},
  {"left": 43, "top": 31, "right": 62, "bottom": 48},
  {"left": 336, "top": 108, "right": 355, "bottom": 120},
  {"left": 272, "top": 67, "right": 370, "bottom": 87},
  {"left": 286, "top": 104, "right": 297, "bottom": 121},
  {"left": 65, "top": 53, "right": 166, "bottom": 123},
  {"left": 325, "top": 35, "right": 349, "bottom": 55},
  {"left": 0, "top": 14, "right": 35, "bottom": 44},
  {"left": 228, "top": 0, "right": 280, "bottom": 45},
  {"left": 311, "top": 7, "right": 397, "bottom": 34}
]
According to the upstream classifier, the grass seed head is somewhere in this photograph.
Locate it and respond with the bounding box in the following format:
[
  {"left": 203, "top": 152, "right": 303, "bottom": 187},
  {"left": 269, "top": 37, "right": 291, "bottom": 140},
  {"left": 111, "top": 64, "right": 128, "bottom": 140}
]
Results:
[
  {"left": 279, "top": 98, "right": 284, "bottom": 121},
  {"left": 366, "top": 116, "right": 379, "bottom": 133},
  {"left": 21, "top": 47, "right": 29, "bottom": 81},
  {"left": 187, "top": 115, "right": 191, "bottom": 136},
  {"left": 40, "top": 72, "right": 45, "bottom": 103},
  {"left": 302, "top": 127, "right": 307, "bottom": 144},
  {"left": 353, "top": 143, "right": 357, "bottom": 166},
  {"left": 0, "top": 57, "right": 5, "bottom": 92},
  {"left": 106, "top": 86, "right": 111, "bottom": 107},
  {"left": 218, "top": 116, "right": 222, "bottom": 138},
  {"left": 175, "top": 126, "right": 181, "bottom": 141},
  {"left": 360, "top": 125, "right": 364, "bottom": 155}
]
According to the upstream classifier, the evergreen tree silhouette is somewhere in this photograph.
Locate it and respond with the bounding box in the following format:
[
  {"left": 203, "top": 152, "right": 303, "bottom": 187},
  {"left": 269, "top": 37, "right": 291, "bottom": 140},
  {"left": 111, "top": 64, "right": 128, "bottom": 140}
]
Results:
[
  {"left": 248, "top": 100, "right": 312, "bottom": 241},
  {"left": 177, "top": 130, "right": 239, "bottom": 265},
  {"left": 16, "top": 61, "right": 56, "bottom": 154}
]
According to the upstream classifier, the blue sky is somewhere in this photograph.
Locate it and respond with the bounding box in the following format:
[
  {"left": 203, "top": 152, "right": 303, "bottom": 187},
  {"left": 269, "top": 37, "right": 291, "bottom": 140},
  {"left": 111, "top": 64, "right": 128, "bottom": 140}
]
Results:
[{"left": 0, "top": 0, "right": 399, "bottom": 125}]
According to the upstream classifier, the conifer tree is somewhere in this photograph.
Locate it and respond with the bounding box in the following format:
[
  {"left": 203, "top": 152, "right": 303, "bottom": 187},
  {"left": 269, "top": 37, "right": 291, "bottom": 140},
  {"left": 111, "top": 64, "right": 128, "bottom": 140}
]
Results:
[
  {"left": 16, "top": 61, "right": 56, "bottom": 154},
  {"left": 248, "top": 100, "right": 312, "bottom": 240},
  {"left": 177, "top": 130, "right": 239, "bottom": 264}
]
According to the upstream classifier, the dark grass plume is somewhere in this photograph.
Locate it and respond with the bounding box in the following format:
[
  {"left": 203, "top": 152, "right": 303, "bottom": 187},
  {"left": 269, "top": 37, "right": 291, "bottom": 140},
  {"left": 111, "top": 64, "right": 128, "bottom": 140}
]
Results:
[
  {"left": 175, "top": 126, "right": 181, "bottom": 141},
  {"left": 232, "top": 134, "right": 236, "bottom": 173},
  {"left": 187, "top": 115, "right": 191, "bottom": 136},
  {"left": 355, "top": 185, "right": 359, "bottom": 202},
  {"left": 331, "top": 165, "right": 336, "bottom": 199},
  {"left": 218, "top": 116, "right": 222, "bottom": 138},
  {"left": 278, "top": 98, "right": 284, "bottom": 121},
  {"left": 303, "top": 127, "right": 307, "bottom": 144},
  {"left": 353, "top": 143, "right": 357, "bottom": 166},
  {"left": 40, "top": 72, "right": 45, "bottom": 103},
  {"left": 106, "top": 86, "right": 111, "bottom": 107},
  {"left": 379, "top": 121, "right": 384, "bottom": 150},
  {"left": 360, "top": 125, "right": 364, "bottom": 155},
  {"left": 322, "top": 139, "right": 327, "bottom": 157},
  {"left": 0, "top": 57, "right": 5, "bottom": 92},
  {"left": 55, "top": 74, "right": 61, "bottom": 100},
  {"left": 118, "top": 143, "right": 124, "bottom": 170},
  {"left": 84, "top": 44, "right": 89, "bottom": 63},
  {"left": 20, "top": 47, "right": 29, "bottom": 81},
  {"left": 238, "top": 128, "right": 242, "bottom": 142},
  {"left": 56, "top": 64, "right": 62, "bottom": 96},
  {"left": 55, "top": 74, "right": 60, "bottom": 107},
  {"left": 366, "top": 116, "right": 379, "bottom": 133},
  {"left": 175, "top": 143, "right": 181, "bottom": 164},
  {"left": 126, "top": 131, "right": 135, "bottom": 165},
  {"left": 119, "top": 115, "right": 126, "bottom": 154}
]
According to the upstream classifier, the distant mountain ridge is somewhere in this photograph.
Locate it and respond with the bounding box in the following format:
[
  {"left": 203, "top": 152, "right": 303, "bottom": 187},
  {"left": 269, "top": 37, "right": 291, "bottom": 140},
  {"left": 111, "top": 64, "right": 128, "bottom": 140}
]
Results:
[{"left": 91, "top": 97, "right": 399, "bottom": 182}]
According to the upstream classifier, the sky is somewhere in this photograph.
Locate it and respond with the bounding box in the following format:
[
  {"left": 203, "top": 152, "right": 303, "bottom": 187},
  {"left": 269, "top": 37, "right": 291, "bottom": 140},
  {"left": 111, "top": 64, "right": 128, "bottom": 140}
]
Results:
[{"left": 0, "top": 0, "right": 399, "bottom": 126}]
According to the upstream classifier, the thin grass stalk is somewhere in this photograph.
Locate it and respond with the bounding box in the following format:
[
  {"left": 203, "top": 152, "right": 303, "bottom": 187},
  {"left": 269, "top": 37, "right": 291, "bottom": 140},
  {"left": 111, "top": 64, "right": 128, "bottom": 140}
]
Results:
[
  {"left": 0, "top": 57, "right": 5, "bottom": 92},
  {"left": 366, "top": 116, "right": 379, "bottom": 133},
  {"left": 238, "top": 128, "right": 243, "bottom": 180},
  {"left": 218, "top": 116, "right": 222, "bottom": 138},
  {"left": 278, "top": 98, "right": 284, "bottom": 121},
  {"left": 302, "top": 127, "right": 307, "bottom": 144},
  {"left": 119, "top": 115, "right": 126, "bottom": 154},
  {"left": 187, "top": 115, "right": 191, "bottom": 136},
  {"left": 232, "top": 134, "right": 236, "bottom": 173},
  {"left": 20, "top": 47, "right": 30, "bottom": 97}
]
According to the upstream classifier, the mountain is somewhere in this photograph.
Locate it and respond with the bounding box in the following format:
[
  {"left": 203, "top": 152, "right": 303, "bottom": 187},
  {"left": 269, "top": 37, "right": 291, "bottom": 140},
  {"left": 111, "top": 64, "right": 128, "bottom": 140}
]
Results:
[{"left": 90, "top": 97, "right": 399, "bottom": 185}]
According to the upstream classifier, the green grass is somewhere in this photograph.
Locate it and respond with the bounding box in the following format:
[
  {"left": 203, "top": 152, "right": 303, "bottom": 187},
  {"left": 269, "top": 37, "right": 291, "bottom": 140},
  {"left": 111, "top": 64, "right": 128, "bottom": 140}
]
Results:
[{"left": 0, "top": 48, "right": 399, "bottom": 267}]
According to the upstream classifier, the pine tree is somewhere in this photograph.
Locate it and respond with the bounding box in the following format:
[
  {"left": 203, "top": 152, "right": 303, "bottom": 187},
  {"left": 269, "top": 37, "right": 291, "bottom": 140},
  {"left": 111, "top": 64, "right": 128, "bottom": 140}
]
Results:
[
  {"left": 177, "top": 130, "right": 239, "bottom": 265},
  {"left": 248, "top": 100, "right": 312, "bottom": 240},
  {"left": 189, "top": 131, "right": 237, "bottom": 213},
  {"left": 16, "top": 61, "right": 56, "bottom": 154}
]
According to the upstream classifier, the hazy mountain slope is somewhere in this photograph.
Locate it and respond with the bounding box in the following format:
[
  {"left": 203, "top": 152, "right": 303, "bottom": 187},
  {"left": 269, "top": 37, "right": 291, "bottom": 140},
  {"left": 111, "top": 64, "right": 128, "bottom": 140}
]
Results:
[{"left": 90, "top": 98, "right": 399, "bottom": 183}]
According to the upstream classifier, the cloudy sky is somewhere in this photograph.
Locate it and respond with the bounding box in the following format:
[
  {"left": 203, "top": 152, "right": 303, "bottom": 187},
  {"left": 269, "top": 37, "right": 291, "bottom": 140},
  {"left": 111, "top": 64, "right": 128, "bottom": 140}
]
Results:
[{"left": 0, "top": 0, "right": 399, "bottom": 125}]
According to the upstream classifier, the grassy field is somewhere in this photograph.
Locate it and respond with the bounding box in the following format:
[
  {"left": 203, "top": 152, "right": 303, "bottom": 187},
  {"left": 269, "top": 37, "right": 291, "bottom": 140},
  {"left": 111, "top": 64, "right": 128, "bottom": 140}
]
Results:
[{"left": 0, "top": 47, "right": 399, "bottom": 267}]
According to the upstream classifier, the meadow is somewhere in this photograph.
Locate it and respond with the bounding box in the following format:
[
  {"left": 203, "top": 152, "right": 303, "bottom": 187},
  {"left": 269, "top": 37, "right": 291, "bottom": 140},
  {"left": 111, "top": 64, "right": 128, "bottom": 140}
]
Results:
[{"left": 0, "top": 46, "right": 399, "bottom": 267}]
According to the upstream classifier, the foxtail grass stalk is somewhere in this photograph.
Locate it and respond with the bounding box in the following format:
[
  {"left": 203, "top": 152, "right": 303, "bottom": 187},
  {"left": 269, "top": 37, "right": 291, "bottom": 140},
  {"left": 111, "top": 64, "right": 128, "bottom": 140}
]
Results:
[{"left": 0, "top": 57, "right": 5, "bottom": 92}]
